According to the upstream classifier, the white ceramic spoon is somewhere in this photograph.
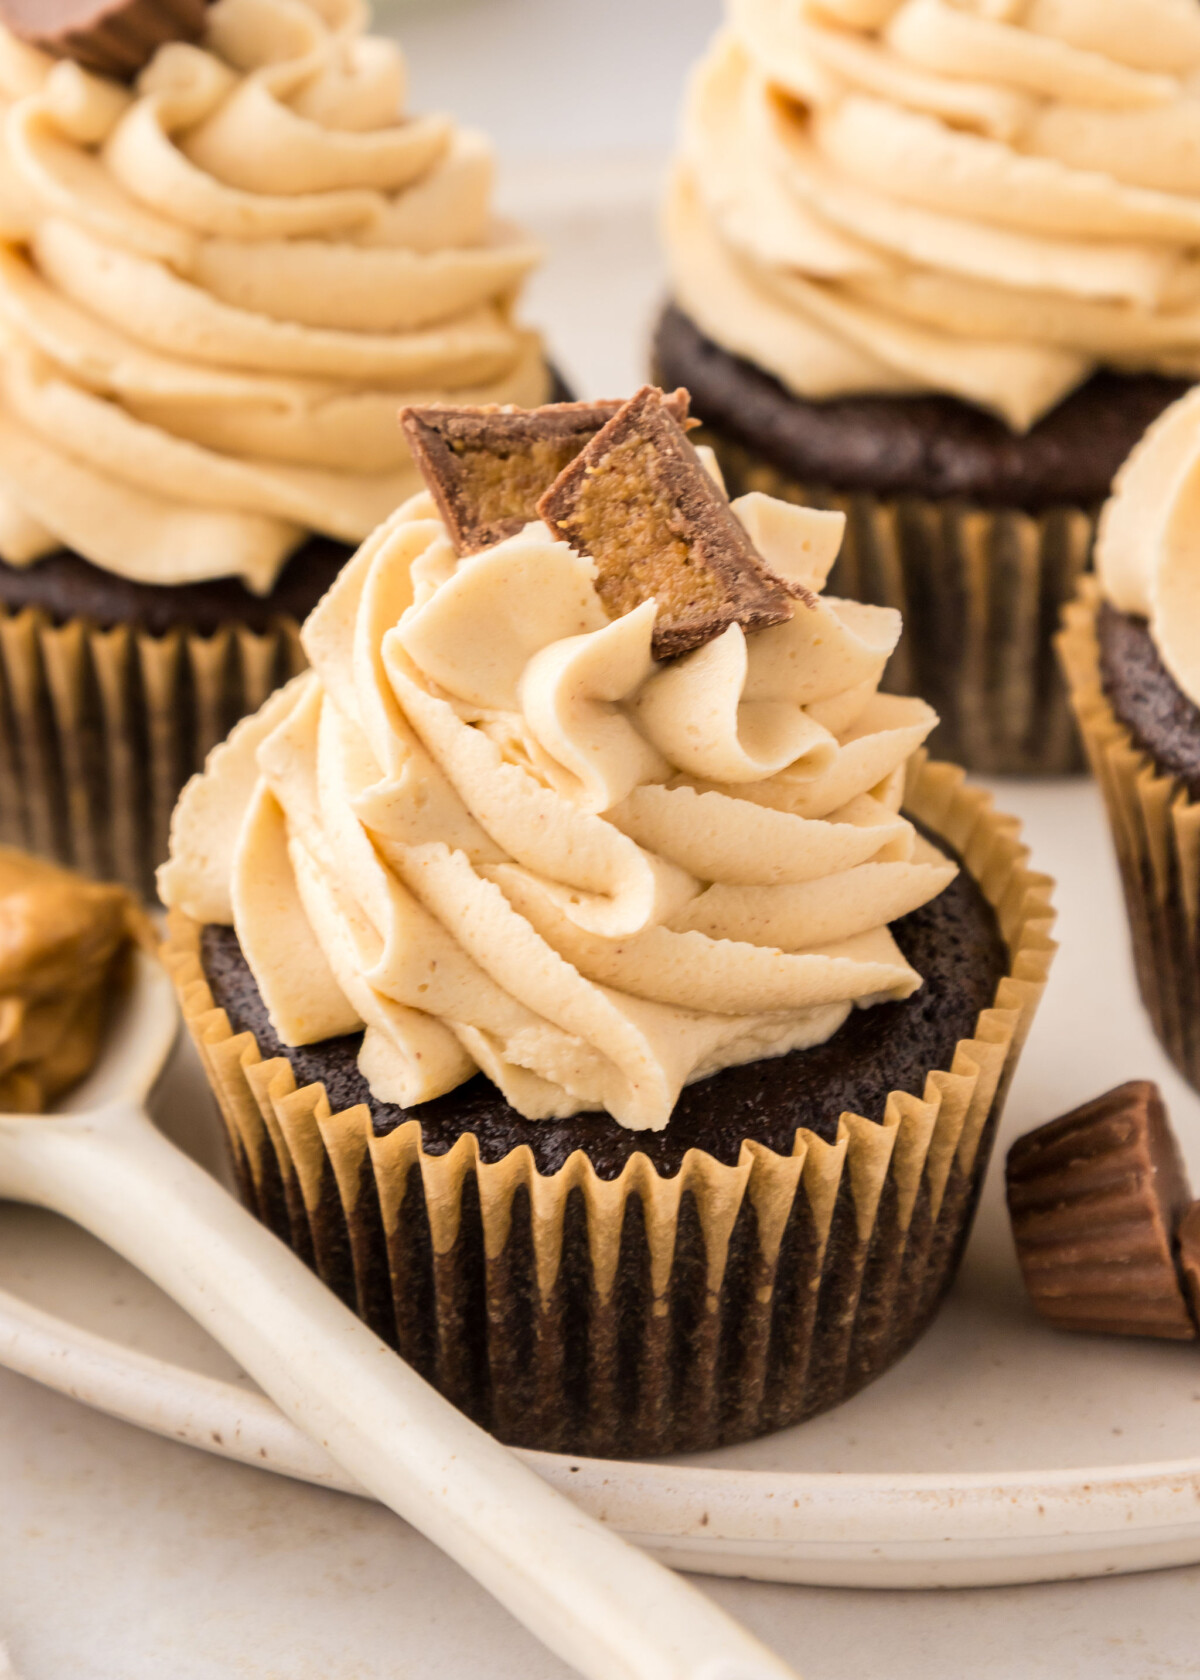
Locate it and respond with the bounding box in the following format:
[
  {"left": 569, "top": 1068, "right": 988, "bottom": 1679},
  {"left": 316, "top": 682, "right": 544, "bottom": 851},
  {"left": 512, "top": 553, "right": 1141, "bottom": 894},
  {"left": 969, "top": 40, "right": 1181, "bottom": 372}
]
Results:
[{"left": 0, "top": 950, "right": 800, "bottom": 1680}]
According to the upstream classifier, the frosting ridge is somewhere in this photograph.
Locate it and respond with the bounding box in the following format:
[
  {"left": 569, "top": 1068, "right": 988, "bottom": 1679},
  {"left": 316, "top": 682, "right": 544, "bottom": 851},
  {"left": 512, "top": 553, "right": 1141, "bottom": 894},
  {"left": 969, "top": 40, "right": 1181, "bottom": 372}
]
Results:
[
  {"left": 1096, "top": 383, "right": 1200, "bottom": 707},
  {"left": 161, "top": 483, "right": 955, "bottom": 1131},
  {"left": 668, "top": 0, "right": 1200, "bottom": 429},
  {"left": 0, "top": 0, "right": 550, "bottom": 586}
]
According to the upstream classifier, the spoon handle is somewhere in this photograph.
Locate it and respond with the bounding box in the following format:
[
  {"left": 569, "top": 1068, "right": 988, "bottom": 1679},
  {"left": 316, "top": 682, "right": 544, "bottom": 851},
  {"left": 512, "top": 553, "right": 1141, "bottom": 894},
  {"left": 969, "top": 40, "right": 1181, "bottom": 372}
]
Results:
[{"left": 0, "top": 1100, "right": 800, "bottom": 1680}]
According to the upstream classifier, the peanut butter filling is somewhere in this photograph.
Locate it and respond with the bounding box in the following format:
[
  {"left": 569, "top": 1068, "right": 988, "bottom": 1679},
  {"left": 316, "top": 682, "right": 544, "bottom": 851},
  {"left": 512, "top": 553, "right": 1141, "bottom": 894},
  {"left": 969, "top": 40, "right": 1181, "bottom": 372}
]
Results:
[
  {"left": 556, "top": 434, "right": 733, "bottom": 626},
  {"left": 0, "top": 848, "right": 144, "bottom": 1112},
  {"left": 448, "top": 437, "right": 595, "bottom": 530}
]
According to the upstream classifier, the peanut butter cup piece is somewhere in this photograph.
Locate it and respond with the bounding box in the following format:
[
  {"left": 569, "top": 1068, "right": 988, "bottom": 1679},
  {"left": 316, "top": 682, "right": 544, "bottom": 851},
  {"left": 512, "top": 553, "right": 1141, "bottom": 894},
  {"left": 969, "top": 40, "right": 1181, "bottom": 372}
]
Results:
[
  {"left": 537, "top": 385, "right": 800, "bottom": 659},
  {"left": 400, "top": 393, "right": 691, "bottom": 558},
  {"left": 1179, "top": 1202, "right": 1200, "bottom": 1329},
  {"left": 1006, "top": 1081, "right": 1196, "bottom": 1340},
  {"left": 0, "top": 0, "right": 208, "bottom": 79}
]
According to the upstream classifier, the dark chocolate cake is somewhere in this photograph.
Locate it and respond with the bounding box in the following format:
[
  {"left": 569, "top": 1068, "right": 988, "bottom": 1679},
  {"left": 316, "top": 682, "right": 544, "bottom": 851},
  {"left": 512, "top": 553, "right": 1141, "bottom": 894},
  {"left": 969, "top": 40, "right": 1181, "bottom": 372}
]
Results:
[
  {"left": 0, "top": 535, "right": 351, "bottom": 637},
  {"left": 1097, "top": 600, "right": 1200, "bottom": 799},
  {"left": 654, "top": 305, "right": 1190, "bottom": 513}
]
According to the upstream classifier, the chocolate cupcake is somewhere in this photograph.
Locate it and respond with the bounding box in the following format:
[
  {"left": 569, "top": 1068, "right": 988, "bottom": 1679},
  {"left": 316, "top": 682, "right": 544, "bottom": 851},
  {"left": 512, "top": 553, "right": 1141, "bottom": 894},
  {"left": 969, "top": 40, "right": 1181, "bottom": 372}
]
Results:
[
  {"left": 161, "top": 391, "right": 1054, "bottom": 1457},
  {"left": 654, "top": 0, "right": 1200, "bottom": 774},
  {"left": 1059, "top": 387, "right": 1200, "bottom": 1094},
  {"left": 0, "top": 0, "right": 558, "bottom": 894}
]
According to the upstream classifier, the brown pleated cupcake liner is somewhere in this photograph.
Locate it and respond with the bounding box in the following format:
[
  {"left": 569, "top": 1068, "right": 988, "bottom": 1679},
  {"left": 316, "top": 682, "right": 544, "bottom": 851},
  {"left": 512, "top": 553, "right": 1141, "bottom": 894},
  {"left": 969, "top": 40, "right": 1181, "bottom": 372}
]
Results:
[
  {"left": 699, "top": 427, "right": 1092, "bottom": 777},
  {"left": 0, "top": 604, "right": 306, "bottom": 900},
  {"left": 1058, "top": 580, "right": 1200, "bottom": 1093},
  {"left": 163, "top": 755, "right": 1055, "bottom": 1458}
]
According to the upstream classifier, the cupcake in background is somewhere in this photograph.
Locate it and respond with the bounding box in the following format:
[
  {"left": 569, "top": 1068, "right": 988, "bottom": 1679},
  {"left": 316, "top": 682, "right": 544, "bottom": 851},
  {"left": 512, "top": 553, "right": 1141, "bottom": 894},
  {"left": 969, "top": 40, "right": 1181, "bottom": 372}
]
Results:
[
  {"left": 0, "top": 0, "right": 556, "bottom": 894},
  {"left": 1059, "top": 386, "right": 1200, "bottom": 1095},
  {"left": 654, "top": 0, "right": 1200, "bottom": 775},
  {"left": 161, "top": 388, "right": 1053, "bottom": 1458}
]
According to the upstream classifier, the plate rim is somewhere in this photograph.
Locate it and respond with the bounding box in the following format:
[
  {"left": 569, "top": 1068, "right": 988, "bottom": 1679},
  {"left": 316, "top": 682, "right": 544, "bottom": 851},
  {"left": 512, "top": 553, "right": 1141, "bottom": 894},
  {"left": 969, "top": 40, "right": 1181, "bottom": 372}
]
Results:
[{"left": 5, "top": 1282, "right": 1200, "bottom": 1589}]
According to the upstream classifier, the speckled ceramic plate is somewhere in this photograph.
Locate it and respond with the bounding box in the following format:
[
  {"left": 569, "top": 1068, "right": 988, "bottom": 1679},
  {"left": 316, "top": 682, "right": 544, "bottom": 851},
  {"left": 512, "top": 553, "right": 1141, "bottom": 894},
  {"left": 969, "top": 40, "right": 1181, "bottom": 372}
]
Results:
[{"left": 2, "top": 779, "right": 1200, "bottom": 1590}]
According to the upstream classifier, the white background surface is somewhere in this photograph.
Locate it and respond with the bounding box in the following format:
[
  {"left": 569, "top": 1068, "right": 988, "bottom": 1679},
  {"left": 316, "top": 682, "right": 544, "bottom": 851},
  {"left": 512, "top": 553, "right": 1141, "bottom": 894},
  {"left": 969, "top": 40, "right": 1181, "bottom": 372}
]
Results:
[
  {"left": 5, "top": 3, "right": 1200, "bottom": 1676},
  {"left": 390, "top": 0, "right": 722, "bottom": 165}
]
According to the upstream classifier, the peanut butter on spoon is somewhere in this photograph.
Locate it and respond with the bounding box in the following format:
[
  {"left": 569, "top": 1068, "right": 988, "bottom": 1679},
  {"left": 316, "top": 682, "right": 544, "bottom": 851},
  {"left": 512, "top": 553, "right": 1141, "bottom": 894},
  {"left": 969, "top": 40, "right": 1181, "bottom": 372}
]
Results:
[{"left": 0, "top": 848, "right": 147, "bottom": 1112}]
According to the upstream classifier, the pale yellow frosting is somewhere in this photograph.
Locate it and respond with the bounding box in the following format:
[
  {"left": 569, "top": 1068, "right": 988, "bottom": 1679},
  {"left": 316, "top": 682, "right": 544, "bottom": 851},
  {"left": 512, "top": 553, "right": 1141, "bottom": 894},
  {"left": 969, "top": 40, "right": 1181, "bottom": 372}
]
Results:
[
  {"left": 668, "top": 0, "right": 1200, "bottom": 430},
  {"left": 0, "top": 0, "right": 549, "bottom": 589},
  {"left": 1096, "top": 384, "right": 1200, "bottom": 706},
  {"left": 160, "top": 485, "right": 953, "bottom": 1131}
]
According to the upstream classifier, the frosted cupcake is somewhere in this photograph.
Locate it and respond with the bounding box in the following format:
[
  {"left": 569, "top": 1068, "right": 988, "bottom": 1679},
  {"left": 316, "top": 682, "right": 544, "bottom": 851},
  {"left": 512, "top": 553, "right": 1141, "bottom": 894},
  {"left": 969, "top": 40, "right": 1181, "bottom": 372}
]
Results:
[
  {"left": 161, "top": 389, "right": 1053, "bottom": 1456},
  {"left": 655, "top": 0, "right": 1200, "bottom": 774},
  {"left": 1060, "top": 386, "right": 1200, "bottom": 1093},
  {"left": 0, "top": 0, "right": 556, "bottom": 892}
]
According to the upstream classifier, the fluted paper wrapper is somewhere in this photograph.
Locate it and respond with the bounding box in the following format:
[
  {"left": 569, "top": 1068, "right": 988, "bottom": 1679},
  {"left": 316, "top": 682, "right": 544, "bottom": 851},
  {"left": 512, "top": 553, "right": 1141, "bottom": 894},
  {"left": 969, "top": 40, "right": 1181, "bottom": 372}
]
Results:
[
  {"left": 1058, "top": 581, "right": 1200, "bottom": 1093},
  {"left": 702, "top": 429, "right": 1091, "bottom": 777},
  {"left": 0, "top": 604, "right": 306, "bottom": 899},
  {"left": 164, "top": 758, "right": 1054, "bottom": 1457}
]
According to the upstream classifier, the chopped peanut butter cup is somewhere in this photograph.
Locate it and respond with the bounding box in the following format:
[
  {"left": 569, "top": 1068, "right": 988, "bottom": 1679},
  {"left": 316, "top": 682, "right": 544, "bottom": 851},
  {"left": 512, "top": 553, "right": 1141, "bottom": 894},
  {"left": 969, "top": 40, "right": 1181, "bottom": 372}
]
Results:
[
  {"left": 400, "top": 394, "right": 691, "bottom": 558},
  {"left": 1006, "top": 1081, "right": 1196, "bottom": 1340},
  {"left": 0, "top": 0, "right": 208, "bottom": 78},
  {"left": 537, "top": 385, "right": 801, "bottom": 659},
  {"left": 1179, "top": 1202, "right": 1200, "bottom": 1329}
]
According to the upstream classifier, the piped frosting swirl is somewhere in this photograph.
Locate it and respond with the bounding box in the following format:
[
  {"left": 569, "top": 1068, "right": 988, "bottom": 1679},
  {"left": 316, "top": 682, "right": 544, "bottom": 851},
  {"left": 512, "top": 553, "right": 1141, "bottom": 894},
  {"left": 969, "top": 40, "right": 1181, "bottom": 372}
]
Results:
[
  {"left": 1096, "top": 383, "right": 1200, "bottom": 707},
  {"left": 667, "top": 0, "right": 1200, "bottom": 431},
  {"left": 161, "top": 481, "right": 954, "bottom": 1131},
  {"left": 0, "top": 0, "right": 549, "bottom": 588}
]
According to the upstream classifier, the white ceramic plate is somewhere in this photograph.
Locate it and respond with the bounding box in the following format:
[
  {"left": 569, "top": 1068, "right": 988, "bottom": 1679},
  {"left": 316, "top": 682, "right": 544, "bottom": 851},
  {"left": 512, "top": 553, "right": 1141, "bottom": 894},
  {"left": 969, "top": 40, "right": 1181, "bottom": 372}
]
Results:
[
  {"left": 4, "top": 179, "right": 1200, "bottom": 1594},
  {"left": 3, "top": 779, "right": 1200, "bottom": 1591}
]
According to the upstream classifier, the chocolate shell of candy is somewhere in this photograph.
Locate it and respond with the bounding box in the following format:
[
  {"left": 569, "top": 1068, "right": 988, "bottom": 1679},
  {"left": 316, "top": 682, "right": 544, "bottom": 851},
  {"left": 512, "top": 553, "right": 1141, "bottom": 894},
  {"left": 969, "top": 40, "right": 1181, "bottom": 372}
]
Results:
[
  {"left": 1006, "top": 1080, "right": 1197, "bottom": 1340},
  {"left": 0, "top": 0, "right": 207, "bottom": 81}
]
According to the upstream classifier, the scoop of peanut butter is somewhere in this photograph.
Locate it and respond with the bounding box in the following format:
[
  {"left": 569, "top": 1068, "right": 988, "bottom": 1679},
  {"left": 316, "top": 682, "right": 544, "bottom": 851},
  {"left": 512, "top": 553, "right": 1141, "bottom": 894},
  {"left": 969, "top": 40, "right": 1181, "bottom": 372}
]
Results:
[{"left": 0, "top": 849, "right": 146, "bottom": 1112}]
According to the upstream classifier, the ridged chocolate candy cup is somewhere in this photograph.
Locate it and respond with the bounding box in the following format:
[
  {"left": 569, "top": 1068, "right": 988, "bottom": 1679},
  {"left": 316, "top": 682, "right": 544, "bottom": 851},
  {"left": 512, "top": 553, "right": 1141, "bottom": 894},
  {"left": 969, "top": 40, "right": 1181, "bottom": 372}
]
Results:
[
  {"left": 3, "top": 0, "right": 208, "bottom": 79},
  {"left": 1007, "top": 1081, "right": 1196, "bottom": 1340}
]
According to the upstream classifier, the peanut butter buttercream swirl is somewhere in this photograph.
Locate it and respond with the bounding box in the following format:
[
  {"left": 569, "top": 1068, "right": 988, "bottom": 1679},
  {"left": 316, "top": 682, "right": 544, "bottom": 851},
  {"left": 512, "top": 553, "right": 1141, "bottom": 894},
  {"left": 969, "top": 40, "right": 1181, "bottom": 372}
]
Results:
[
  {"left": 668, "top": 0, "right": 1200, "bottom": 430},
  {"left": 1095, "top": 383, "right": 1200, "bottom": 706},
  {"left": 0, "top": 0, "right": 550, "bottom": 588},
  {"left": 160, "top": 486, "right": 956, "bottom": 1131}
]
